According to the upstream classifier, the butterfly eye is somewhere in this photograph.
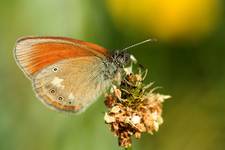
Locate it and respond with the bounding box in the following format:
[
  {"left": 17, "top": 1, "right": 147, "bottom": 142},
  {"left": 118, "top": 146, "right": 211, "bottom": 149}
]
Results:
[
  {"left": 58, "top": 96, "right": 64, "bottom": 101},
  {"left": 52, "top": 66, "right": 59, "bottom": 72}
]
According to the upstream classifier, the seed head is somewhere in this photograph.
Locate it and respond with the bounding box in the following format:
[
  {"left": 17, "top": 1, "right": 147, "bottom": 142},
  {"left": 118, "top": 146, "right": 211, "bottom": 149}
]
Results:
[{"left": 104, "top": 68, "right": 170, "bottom": 148}]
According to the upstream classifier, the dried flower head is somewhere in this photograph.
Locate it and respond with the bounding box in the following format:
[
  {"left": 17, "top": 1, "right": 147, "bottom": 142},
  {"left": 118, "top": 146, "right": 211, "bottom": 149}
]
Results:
[{"left": 104, "top": 67, "right": 170, "bottom": 148}]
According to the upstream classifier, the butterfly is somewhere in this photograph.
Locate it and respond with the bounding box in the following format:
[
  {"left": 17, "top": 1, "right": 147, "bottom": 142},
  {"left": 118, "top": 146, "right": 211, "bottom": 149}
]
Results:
[{"left": 14, "top": 36, "right": 151, "bottom": 113}]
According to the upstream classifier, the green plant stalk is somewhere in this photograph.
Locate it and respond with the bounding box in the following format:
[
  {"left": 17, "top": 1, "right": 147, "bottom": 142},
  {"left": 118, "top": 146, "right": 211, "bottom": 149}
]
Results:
[{"left": 125, "top": 147, "right": 132, "bottom": 150}]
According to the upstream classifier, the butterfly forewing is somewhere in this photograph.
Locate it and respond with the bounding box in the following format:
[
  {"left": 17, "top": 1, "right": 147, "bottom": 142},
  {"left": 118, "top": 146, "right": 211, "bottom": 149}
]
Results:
[{"left": 14, "top": 36, "right": 108, "bottom": 79}]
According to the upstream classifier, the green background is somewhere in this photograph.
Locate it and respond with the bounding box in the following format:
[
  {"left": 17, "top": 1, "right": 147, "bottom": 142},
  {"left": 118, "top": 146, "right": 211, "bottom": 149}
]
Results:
[{"left": 0, "top": 0, "right": 225, "bottom": 150}]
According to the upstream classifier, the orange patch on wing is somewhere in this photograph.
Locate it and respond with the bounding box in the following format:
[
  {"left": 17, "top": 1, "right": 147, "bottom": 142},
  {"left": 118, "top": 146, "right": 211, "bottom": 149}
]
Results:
[
  {"left": 41, "top": 94, "right": 81, "bottom": 112},
  {"left": 15, "top": 36, "right": 109, "bottom": 78},
  {"left": 28, "top": 43, "right": 93, "bottom": 74},
  {"left": 19, "top": 36, "right": 108, "bottom": 56},
  {"left": 51, "top": 101, "right": 81, "bottom": 112}
]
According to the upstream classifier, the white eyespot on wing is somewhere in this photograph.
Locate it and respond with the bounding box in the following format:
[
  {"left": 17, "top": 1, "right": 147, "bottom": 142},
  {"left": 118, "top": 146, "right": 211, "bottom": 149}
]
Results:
[
  {"left": 52, "top": 66, "right": 59, "bottom": 72},
  {"left": 51, "top": 77, "right": 65, "bottom": 89},
  {"left": 32, "top": 56, "right": 113, "bottom": 113},
  {"left": 68, "top": 93, "right": 75, "bottom": 100}
]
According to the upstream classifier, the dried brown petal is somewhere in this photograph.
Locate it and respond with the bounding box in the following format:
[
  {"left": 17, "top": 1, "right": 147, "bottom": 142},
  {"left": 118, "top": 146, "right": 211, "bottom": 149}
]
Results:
[
  {"left": 114, "top": 88, "right": 122, "bottom": 99},
  {"left": 104, "top": 94, "right": 116, "bottom": 108},
  {"left": 104, "top": 113, "right": 115, "bottom": 123},
  {"left": 134, "top": 132, "right": 141, "bottom": 139},
  {"left": 119, "top": 132, "right": 132, "bottom": 148}
]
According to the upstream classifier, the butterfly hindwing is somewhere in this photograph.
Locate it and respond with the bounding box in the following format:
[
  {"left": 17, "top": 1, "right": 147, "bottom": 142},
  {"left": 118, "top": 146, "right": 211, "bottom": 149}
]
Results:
[{"left": 33, "top": 56, "right": 112, "bottom": 113}]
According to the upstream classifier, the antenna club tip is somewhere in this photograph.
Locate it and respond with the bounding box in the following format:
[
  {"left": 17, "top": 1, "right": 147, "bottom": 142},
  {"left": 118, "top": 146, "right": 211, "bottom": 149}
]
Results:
[{"left": 147, "top": 38, "right": 158, "bottom": 42}]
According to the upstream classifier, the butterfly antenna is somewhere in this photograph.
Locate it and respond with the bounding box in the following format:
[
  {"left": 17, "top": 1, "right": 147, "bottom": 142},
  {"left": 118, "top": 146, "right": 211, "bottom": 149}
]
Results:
[{"left": 122, "top": 38, "right": 157, "bottom": 52}]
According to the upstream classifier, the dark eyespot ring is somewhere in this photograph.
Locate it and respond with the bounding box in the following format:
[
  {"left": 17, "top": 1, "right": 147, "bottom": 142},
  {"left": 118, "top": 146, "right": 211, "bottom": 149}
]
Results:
[
  {"left": 58, "top": 96, "right": 63, "bottom": 101},
  {"left": 52, "top": 66, "right": 59, "bottom": 72},
  {"left": 68, "top": 101, "right": 72, "bottom": 104},
  {"left": 50, "top": 89, "right": 56, "bottom": 94}
]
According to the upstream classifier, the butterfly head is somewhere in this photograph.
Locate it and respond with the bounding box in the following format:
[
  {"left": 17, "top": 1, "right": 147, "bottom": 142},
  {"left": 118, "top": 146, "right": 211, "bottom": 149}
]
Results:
[
  {"left": 111, "top": 50, "right": 131, "bottom": 68},
  {"left": 110, "top": 39, "right": 154, "bottom": 68}
]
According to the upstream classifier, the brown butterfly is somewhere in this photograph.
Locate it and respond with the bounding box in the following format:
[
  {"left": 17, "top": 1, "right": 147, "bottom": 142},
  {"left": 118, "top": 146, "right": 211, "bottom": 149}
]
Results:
[{"left": 14, "top": 36, "right": 151, "bottom": 113}]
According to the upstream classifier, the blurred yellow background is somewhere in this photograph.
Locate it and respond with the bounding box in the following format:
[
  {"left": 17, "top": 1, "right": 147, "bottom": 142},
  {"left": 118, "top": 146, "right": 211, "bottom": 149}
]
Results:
[
  {"left": 108, "top": 0, "right": 221, "bottom": 41},
  {"left": 0, "top": 0, "right": 225, "bottom": 150}
]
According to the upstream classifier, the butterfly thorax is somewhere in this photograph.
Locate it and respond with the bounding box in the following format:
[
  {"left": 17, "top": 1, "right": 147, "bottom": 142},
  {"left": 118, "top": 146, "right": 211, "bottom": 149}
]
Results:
[{"left": 103, "top": 51, "right": 130, "bottom": 80}]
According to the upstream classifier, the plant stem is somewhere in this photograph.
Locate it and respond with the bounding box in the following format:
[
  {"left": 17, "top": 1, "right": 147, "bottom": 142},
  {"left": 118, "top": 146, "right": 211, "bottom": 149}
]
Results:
[{"left": 125, "top": 147, "right": 132, "bottom": 150}]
